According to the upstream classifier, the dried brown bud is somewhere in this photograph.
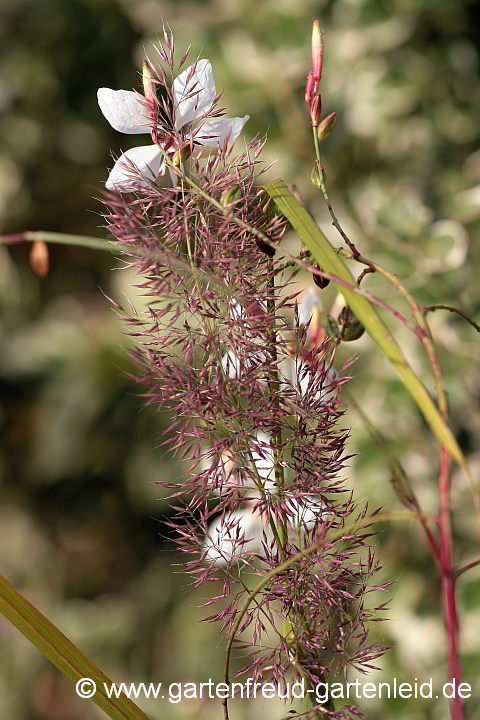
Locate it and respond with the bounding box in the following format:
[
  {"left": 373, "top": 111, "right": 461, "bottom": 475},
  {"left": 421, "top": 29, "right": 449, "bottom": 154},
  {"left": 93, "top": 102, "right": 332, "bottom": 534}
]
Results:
[
  {"left": 255, "top": 236, "right": 276, "bottom": 257},
  {"left": 30, "top": 241, "right": 49, "bottom": 277},
  {"left": 339, "top": 306, "right": 365, "bottom": 341},
  {"left": 312, "top": 264, "right": 330, "bottom": 289},
  {"left": 390, "top": 466, "right": 420, "bottom": 511}
]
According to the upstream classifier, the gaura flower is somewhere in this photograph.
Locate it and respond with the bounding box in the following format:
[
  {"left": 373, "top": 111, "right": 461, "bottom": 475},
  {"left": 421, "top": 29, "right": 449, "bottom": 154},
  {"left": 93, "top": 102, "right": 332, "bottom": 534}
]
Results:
[
  {"left": 202, "top": 431, "right": 325, "bottom": 566},
  {"left": 98, "top": 59, "right": 249, "bottom": 191},
  {"left": 223, "top": 289, "right": 338, "bottom": 404}
]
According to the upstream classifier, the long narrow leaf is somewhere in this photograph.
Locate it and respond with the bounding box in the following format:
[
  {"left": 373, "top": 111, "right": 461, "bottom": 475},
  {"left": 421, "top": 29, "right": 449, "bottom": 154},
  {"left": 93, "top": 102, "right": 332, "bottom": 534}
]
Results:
[
  {"left": 0, "top": 575, "right": 151, "bottom": 720},
  {"left": 264, "top": 179, "right": 465, "bottom": 469}
]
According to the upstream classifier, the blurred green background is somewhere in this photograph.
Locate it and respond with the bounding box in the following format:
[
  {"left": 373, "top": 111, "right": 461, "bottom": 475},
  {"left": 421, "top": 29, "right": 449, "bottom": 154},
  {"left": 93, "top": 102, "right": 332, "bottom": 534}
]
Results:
[{"left": 1, "top": 1, "right": 479, "bottom": 719}]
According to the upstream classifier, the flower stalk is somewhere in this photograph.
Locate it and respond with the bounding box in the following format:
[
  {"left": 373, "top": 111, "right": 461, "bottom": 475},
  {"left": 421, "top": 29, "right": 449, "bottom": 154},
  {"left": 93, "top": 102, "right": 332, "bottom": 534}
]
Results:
[{"left": 307, "top": 20, "right": 470, "bottom": 720}]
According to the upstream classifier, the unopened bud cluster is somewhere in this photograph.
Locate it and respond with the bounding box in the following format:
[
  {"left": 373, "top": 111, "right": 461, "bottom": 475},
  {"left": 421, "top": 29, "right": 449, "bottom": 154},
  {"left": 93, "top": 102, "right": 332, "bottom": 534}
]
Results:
[{"left": 305, "top": 21, "right": 337, "bottom": 138}]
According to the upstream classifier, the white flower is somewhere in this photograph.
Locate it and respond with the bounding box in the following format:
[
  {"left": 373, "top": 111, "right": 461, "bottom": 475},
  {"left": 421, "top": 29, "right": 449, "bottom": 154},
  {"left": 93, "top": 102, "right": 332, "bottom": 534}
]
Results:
[
  {"left": 98, "top": 59, "right": 249, "bottom": 191},
  {"left": 203, "top": 506, "right": 263, "bottom": 566},
  {"left": 220, "top": 300, "right": 268, "bottom": 380},
  {"left": 297, "top": 287, "right": 325, "bottom": 350},
  {"left": 251, "top": 430, "right": 276, "bottom": 485},
  {"left": 289, "top": 359, "right": 339, "bottom": 405},
  {"left": 203, "top": 432, "right": 325, "bottom": 565}
]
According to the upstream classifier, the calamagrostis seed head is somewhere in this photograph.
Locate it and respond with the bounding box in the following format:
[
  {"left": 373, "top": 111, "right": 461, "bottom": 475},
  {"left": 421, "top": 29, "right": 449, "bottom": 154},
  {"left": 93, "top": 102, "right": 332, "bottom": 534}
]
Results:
[{"left": 101, "top": 35, "right": 386, "bottom": 716}]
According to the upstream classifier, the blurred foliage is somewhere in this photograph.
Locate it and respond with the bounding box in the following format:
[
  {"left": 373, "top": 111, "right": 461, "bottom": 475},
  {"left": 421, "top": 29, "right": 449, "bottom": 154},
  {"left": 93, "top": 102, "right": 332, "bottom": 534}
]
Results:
[{"left": 0, "top": 1, "right": 479, "bottom": 719}]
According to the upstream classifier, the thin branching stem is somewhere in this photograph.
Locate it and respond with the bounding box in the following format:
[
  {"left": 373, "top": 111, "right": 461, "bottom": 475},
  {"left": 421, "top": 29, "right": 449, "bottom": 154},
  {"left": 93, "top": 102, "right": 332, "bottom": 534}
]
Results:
[
  {"left": 455, "top": 556, "right": 480, "bottom": 580},
  {"left": 221, "top": 510, "right": 425, "bottom": 720},
  {"left": 423, "top": 304, "right": 480, "bottom": 333},
  {"left": 312, "top": 127, "right": 360, "bottom": 259},
  {"left": 313, "top": 157, "right": 466, "bottom": 719}
]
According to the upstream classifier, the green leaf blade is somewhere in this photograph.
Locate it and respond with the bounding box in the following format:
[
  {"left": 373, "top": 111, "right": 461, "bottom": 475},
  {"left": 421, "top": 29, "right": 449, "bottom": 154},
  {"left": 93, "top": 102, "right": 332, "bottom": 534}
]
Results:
[
  {"left": 0, "top": 575, "right": 152, "bottom": 720},
  {"left": 264, "top": 179, "right": 465, "bottom": 468}
]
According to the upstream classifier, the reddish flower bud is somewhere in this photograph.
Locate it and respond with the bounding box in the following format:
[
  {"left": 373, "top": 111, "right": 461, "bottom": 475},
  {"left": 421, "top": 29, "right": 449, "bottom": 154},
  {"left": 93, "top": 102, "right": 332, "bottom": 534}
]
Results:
[
  {"left": 305, "top": 20, "right": 325, "bottom": 124},
  {"left": 311, "top": 18, "right": 324, "bottom": 81},
  {"left": 29, "top": 240, "right": 49, "bottom": 277},
  {"left": 305, "top": 71, "right": 318, "bottom": 106}
]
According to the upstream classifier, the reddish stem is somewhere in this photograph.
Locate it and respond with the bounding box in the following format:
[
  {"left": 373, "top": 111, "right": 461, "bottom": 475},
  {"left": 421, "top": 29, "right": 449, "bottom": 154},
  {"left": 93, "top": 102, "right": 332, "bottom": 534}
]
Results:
[
  {"left": 0, "top": 232, "right": 26, "bottom": 245},
  {"left": 439, "top": 446, "right": 463, "bottom": 720}
]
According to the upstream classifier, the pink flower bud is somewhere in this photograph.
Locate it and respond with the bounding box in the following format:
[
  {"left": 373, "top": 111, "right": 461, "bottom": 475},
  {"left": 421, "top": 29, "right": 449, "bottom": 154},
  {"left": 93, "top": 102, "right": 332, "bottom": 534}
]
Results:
[
  {"left": 311, "top": 18, "right": 324, "bottom": 81},
  {"left": 305, "top": 71, "right": 318, "bottom": 105},
  {"left": 305, "top": 20, "right": 324, "bottom": 123}
]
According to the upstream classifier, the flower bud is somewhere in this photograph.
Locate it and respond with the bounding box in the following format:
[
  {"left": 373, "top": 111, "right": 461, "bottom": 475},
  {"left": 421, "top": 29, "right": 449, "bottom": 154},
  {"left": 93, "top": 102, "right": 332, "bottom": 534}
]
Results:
[
  {"left": 30, "top": 240, "right": 49, "bottom": 277},
  {"left": 171, "top": 145, "right": 192, "bottom": 166},
  {"left": 339, "top": 306, "right": 365, "bottom": 341},
  {"left": 312, "top": 264, "right": 330, "bottom": 289},
  {"left": 304, "top": 72, "right": 317, "bottom": 105},
  {"left": 142, "top": 61, "right": 156, "bottom": 102},
  {"left": 311, "top": 19, "right": 324, "bottom": 81},
  {"left": 317, "top": 112, "right": 337, "bottom": 141},
  {"left": 311, "top": 166, "right": 322, "bottom": 189},
  {"left": 326, "top": 315, "right": 340, "bottom": 341},
  {"left": 305, "top": 21, "right": 324, "bottom": 106},
  {"left": 310, "top": 93, "right": 322, "bottom": 127},
  {"left": 390, "top": 466, "right": 420, "bottom": 511},
  {"left": 255, "top": 236, "right": 276, "bottom": 257},
  {"left": 220, "top": 185, "right": 242, "bottom": 208}
]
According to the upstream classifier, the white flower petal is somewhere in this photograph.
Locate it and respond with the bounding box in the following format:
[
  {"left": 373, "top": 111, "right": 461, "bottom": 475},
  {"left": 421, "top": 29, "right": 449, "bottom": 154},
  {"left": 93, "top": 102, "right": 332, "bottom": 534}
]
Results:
[
  {"left": 203, "top": 507, "right": 262, "bottom": 566},
  {"left": 97, "top": 88, "right": 150, "bottom": 134},
  {"left": 222, "top": 350, "right": 242, "bottom": 379},
  {"left": 298, "top": 363, "right": 339, "bottom": 404},
  {"left": 173, "top": 59, "right": 216, "bottom": 130},
  {"left": 199, "top": 449, "right": 237, "bottom": 496},
  {"left": 168, "top": 167, "right": 179, "bottom": 186},
  {"left": 287, "top": 496, "right": 324, "bottom": 530},
  {"left": 251, "top": 431, "right": 275, "bottom": 486},
  {"left": 297, "top": 287, "right": 322, "bottom": 327},
  {"left": 196, "top": 115, "right": 249, "bottom": 148},
  {"left": 230, "top": 299, "right": 245, "bottom": 322},
  {"left": 105, "top": 144, "right": 163, "bottom": 191}
]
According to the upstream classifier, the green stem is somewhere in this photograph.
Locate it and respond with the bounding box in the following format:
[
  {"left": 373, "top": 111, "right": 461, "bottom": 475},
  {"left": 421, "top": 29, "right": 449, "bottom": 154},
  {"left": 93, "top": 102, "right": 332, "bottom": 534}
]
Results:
[
  {"left": 423, "top": 304, "right": 480, "bottom": 333},
  {"left": 0, "top": 231, "right": 115, "bottom": 252},
  {"left": 312, "top": 128, "right": 360, "bottom": 259},
  {"left": 266, "top": 257, "right": 287, "bottom": 549}
]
